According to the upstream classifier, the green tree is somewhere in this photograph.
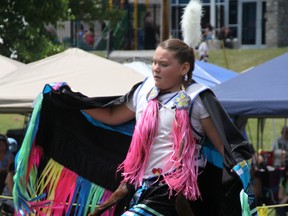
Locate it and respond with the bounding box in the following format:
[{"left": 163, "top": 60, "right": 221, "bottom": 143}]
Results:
[
  {"left": 69, "top": 0, "right": 126, "bottom": 32},
  {"left": 0, "top": 0, "right": 70, "bottom": 63},
  {"left": 0, "top": 0, "right": 127, "bottom": 63}
]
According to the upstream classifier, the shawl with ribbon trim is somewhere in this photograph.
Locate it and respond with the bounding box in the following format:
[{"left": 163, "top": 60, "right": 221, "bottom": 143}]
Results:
[{"left": 13, "top": 81, "right": 257, "bottom": 216}]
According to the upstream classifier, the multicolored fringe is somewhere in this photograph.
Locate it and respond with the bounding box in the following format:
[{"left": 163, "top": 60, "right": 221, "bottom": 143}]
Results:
[
  {"left": 233, "top": 160, "right": 258, "bottom": 216},
  {"left": 13, "top": 83, "right": 115, "bottom": 216}
]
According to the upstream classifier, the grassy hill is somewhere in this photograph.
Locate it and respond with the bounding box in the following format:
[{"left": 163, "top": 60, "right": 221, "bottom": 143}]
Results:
[{"left": 202, "top": 46, "right": 288, "bottom": 72}]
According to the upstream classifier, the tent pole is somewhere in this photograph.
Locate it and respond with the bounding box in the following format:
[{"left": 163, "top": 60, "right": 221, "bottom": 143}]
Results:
[
  {"left": 257, "top": 118, "right": 260, "bottom": 150},
  {"left": 221, "top": 40, "right": 230, "bottom": 69},
  {"left": 260, "top": 118, "right": 265, "bottom": 150},
  {"left": 134, "top": 0, "right": 138, "bottom": 50},
  {"left": 272, "top": 119, "right": 277, "bottom": 144},
  {"left": 247, "top": 121, "right": 253, "bottom": 145}
]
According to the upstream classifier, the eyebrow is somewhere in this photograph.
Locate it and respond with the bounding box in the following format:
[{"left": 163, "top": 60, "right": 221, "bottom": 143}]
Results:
[{"left": 152, "top": 58, "right": 170, "bottom": 63}]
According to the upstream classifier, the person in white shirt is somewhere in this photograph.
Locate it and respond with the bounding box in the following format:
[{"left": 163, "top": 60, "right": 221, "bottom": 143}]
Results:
[
  {"left": 84, "top": 38, "right": 254, "bottom": 216},
  {"left": 273, "top": 127, "right": 288, "bottom": 167},
  {"left": 198, "top": 34, "right": 209, "bottom": 62}
]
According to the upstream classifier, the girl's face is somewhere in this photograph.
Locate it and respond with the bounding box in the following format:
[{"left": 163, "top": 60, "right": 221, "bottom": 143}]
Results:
[{"left": 152, "top": 47, "right": 189, "bottom": 93}]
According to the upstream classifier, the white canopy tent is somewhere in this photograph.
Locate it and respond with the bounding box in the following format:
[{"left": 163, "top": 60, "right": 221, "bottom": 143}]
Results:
[
  {"left": 0, "top": 55, "right": 26, "bottom": 79},
  {"left": 0, "top": 48, "right": 144, "bottom": 113}
]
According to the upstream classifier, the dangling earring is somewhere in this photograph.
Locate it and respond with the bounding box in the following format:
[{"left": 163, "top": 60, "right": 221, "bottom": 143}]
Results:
[{"left": 184, "top": 73, "right": 188, "bottom": 82}]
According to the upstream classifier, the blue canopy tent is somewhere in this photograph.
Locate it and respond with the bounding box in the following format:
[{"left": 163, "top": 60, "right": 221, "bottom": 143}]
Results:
[
  {"left": 212, "top": 53, "right": 288, "bottom": 152},
  {"left": 193, "top": 60, "right": 238, "bottom": 87},
  {"left": 194, "top": 60, "right": 238, "bottom": 86},
  {"left": 212, "top": 53, "right": 288, "bottom": 118},
  {"left": 211, "top": 53, "right": 288, "bottom": 203}
]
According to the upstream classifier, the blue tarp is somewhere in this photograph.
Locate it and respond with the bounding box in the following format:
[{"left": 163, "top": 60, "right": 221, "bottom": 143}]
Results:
[
  {"left": 195, "top": 60, "right": 238, "bottom": 83},
  {"left": 193, "top": 60, "right": 238, "bottom": 87},
  {"left": 212, "top": 53, "right": 288, "bottom": 117}
]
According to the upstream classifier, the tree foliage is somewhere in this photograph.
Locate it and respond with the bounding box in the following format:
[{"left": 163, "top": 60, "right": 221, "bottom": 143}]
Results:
[
  {"left": 0, "top": 0, "right": 126, "bottom": 63},
  {"left": 69, "top": 0, "right": 126, "bottom": 30},
  {"left": 0, "top": 0, "right": 70, "bottom": 63}
]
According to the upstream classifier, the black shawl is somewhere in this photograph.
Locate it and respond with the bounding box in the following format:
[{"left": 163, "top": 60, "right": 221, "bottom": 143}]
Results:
[{"left": 17, "top": 82, "right": 255, "bottom": 216}]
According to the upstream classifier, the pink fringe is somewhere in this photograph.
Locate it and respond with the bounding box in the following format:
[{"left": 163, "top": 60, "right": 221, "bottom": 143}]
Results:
[
  {"left": 163, "top": 109, "right": 201, "bottom": 201},
  {"left": 118, "top": 99, "right": 159, "bottom": 187},
  {"left": 118, "top": 96, "right": 200, "bottom": 200},
  {"left": 23, "top": 200, "right": 52, "bottom": 216},
  {"left": 26, "top": 145, "right": 43, "bottom": 183},
  {"left": 51, "top": 167, "right": 77, "bottom": 215}
]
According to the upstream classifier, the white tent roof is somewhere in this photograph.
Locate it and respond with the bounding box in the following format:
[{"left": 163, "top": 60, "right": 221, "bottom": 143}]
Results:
[
  {"left": 0, "top": 48, "right": 144, "bottom": 113},
  {"left": 0, "top": 55, "right": 25, "bottom": 79}
]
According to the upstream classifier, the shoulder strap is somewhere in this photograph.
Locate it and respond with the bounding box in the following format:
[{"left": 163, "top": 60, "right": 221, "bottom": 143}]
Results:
[{"left": 187, "top": 82, "right": 209, "bottom": 137}]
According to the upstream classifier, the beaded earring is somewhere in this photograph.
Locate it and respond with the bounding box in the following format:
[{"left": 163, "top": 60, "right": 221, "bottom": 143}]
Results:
[{"left": 184, "top": 73, "right": 188, "bottom": 82}]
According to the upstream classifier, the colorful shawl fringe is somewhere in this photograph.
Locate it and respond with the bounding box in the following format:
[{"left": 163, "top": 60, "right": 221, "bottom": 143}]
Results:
[
  {"left": 233, "top": 159, "right": 258, "bottom": 216},
  {"left": 13, "top": 83, "right": 115, "bottom": 216}
]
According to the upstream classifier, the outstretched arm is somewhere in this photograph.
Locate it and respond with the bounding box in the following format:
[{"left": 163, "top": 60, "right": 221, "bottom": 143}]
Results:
[{"left": 83, "top": 104, "right": 135, "bottom": 125}]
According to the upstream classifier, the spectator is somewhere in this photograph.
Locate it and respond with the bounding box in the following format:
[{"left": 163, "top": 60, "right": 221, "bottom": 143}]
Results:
[
  {"left": 0, "top": 162, "right": 15, "bottom": 215},
  {"left": 204, "top": 23, "right": 215, "bottom": 49},
  {"left": 76, "top": 24, "right": 86, "bottom": 47},
  {"left": 83, "top": 27, "right": 95, "bottom": 47},
  {"left": 0, "top": 135, "right": 14, "bottom": 194},
  {"left": 198, "top": 31, "right": 209, "bottom": 62},
  {"left": 218, "top": 26, "right": 234, "bottom": 48},
  {"left": 273, "top": 127, "right": 288, "bottom": 151},
  {"left": 78, "top": 24, "right": 85, "bottom": 39},
  {"left": 277, "top": 165, "right": 288, "bottom": 216},
  {"left": 273, "top": 127, "right": 288, "bottom": 166},
  {"left": 143, "top": 11, "right": 157, "bottom": 50}
]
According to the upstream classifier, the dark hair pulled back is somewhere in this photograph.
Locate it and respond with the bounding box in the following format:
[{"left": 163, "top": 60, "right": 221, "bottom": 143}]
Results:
[{"left": 158, "top": 38, "right": 195, "bottom": 87}]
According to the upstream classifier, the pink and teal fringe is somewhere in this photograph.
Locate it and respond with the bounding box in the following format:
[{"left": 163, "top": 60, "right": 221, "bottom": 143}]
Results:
[{"left": 13, "top": 85, "right": 115, "bottom": 216}]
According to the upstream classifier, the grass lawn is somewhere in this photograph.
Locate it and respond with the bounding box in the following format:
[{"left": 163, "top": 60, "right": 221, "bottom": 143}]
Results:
[
  {"left": 0, "top": 114, "right": 27, "bottom": 134},
  {"left": 202, "top": 47, "right": 288, "bottom": 72},
  {"left": 1, "top": 46, "right": 288, "bottom": 150}
]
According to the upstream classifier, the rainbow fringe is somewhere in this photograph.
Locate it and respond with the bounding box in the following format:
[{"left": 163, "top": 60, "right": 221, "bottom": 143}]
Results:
[{"left": 13, "top": 83, "right": 115, "bottom": 216}]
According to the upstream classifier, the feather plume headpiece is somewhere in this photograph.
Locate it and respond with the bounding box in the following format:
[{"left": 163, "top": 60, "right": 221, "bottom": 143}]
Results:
[{"left": 181, "top": 0, "right": 203, "bottom": 48}]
